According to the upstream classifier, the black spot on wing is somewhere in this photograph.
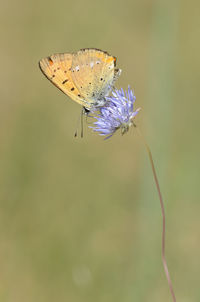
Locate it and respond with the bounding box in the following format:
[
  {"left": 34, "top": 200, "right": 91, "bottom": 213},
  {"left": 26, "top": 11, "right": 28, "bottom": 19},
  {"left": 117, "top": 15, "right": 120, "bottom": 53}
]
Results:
[{"left": 62, "top": 79, "right": 68, "bottom": 84}]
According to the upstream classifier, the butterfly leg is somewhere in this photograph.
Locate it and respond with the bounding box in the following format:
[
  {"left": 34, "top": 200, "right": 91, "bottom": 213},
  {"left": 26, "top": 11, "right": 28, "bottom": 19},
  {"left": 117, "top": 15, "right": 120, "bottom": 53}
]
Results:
[
  {"left": 74, "top": 108, "right": 83, "bottom": 138},
  {"left": 74, "top": 107, "right": 90, "bottom": 138}
]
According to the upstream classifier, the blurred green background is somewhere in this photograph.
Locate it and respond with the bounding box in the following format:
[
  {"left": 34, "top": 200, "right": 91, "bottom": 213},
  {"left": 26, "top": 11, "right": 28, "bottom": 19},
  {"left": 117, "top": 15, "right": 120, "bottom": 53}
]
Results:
[{"left": 1, "top": 0, "right": 200, "bottom": 301}]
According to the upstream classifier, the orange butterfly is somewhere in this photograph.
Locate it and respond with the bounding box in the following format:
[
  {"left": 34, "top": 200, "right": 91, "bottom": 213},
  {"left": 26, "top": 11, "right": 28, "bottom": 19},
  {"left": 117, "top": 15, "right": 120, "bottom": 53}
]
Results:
[{"left": 39, "top": 48, "right": 121, "bottom": 111}]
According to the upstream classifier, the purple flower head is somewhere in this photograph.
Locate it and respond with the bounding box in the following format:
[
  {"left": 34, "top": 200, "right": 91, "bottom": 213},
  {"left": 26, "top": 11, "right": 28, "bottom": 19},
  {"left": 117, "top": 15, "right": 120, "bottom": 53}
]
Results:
[{"left": 90, "top": 86, "right": 140, "bottom": 139}]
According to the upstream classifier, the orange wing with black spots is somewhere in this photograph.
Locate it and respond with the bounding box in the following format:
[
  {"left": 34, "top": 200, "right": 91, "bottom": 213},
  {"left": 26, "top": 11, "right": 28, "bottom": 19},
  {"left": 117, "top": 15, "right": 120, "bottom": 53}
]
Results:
[{"left": 39, "top": 53, "right": 89, "bottom": 108}]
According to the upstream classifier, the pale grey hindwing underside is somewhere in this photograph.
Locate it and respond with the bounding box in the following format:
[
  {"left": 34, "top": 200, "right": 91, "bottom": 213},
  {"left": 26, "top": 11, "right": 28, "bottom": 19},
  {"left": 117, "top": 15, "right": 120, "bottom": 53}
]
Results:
[{"left": 71, "top": 49, "right": 121, "bottom": 108}]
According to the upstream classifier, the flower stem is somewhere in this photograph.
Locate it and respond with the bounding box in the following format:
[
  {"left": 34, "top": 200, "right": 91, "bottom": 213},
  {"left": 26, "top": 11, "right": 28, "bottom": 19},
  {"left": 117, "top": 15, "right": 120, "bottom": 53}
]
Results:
[{"left": 134, "top": 124, "right": 176, "bottom": 302}]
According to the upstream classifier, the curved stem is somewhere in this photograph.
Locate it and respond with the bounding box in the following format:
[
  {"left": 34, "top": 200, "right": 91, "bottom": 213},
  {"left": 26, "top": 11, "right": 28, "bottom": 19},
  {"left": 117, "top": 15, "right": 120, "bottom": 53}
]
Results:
[{"left": 134, "top": 124, "right": 176, "bottom": 302}]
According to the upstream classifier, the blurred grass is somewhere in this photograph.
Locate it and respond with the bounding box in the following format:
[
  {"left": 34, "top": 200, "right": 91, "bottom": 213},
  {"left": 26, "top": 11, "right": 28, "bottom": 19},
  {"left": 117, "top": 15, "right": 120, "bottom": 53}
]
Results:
[{"left": 0, "top": 0, "right": 200, "bottom": 301}]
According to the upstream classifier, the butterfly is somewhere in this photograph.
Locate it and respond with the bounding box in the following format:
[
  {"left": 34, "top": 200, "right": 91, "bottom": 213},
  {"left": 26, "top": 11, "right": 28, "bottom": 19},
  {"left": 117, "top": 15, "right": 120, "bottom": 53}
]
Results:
[{"left": 39, "top": 48, "right": 121, "bottom": 111}]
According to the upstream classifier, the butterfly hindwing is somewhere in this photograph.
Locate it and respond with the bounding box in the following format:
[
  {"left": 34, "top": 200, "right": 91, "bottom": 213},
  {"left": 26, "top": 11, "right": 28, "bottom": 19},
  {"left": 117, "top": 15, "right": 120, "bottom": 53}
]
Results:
[{"left": 71, "top": 49, "right": 118, "bottom": 106}]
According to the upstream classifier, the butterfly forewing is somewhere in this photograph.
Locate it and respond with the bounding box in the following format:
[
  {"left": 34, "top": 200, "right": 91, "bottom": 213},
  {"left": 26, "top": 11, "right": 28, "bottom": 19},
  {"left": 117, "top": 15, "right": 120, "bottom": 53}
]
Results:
[{"left": 39, "top": 53, "right": 89, "bottom": 107}]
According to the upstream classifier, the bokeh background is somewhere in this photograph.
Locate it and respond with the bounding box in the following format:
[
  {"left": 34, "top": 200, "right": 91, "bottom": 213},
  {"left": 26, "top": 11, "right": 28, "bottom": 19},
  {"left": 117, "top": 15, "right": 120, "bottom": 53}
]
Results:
[{"left": 1, "top": 0, "right": 199, "bottom": 301}]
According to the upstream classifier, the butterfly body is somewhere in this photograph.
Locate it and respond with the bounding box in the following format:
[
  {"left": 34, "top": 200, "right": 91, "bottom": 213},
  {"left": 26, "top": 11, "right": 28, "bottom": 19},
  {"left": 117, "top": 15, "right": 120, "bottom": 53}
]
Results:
[{"left": 39, "top": 48, "right": 121, "bottom": 110}]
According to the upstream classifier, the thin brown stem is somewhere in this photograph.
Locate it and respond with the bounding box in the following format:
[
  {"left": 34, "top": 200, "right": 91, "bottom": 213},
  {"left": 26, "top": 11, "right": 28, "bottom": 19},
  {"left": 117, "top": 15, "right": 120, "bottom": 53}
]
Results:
[{"left": 134, "top": 124, "right": 176, "bottom": 302}]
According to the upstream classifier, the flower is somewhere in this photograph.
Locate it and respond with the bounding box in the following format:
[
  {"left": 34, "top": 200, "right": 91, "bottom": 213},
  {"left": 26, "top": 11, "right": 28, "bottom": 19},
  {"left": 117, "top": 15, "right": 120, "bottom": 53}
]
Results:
[{"left": 90, "top": 86, "right": 140, "bottom": 139}]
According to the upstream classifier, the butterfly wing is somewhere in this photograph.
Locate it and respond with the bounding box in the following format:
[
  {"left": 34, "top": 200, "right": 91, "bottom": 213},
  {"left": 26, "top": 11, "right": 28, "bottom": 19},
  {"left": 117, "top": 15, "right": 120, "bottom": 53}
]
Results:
[
  {"left": 71, "top": 48, "right": 121, "bottom": 107},
  {"left": 39, "top": 53, "right": 90, "bottom": 108}
]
